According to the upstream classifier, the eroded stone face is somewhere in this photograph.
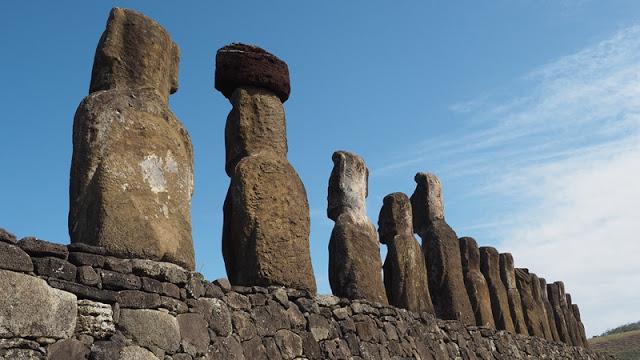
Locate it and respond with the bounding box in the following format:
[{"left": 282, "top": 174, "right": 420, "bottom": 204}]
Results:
[
  {"left": 89, "top": 8, "right": 179, "bottom": 100},
  {"left": 327, "top": 151, "right": 386, "bottom": 304},
  {"left": 528, "top": 272, "right": 555, "bottom": 341},
  {"left": 479, "top": 247, "right": 515, "bottom": 332},
  {"left": 459, "top": 237, "right": 494, "bottom": 327},
  {"left": 69, "top": 8, "right": 195, "bottom": 270},
  {"left": 379, "top": 192, "right": 434, "bottom": 313},
  {"left": 411, "top": 173, "right": 474, "bottom": 325},
  {"left": 499, "top": 253, "right": 528, "bottom": 335},
  {"left": 515, "top": 268, "right": 545, "bottom": 338},
  {"left": 216, "top": 44, "right": 316, "bottom": 293},
  {"left": 547, "top": 282, "right": 571, "bottom": 344},
  {"left": 539, "top": 277, "right": 561, "bottom": 342}
]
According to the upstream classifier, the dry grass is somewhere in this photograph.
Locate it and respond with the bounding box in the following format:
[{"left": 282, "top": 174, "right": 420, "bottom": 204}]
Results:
[{"left": 590, "top": 329, "right": 640, "bottom": 360}]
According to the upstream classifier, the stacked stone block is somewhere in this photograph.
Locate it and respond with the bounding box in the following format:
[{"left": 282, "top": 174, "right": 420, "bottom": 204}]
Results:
[{"left": 0, "top": 228, "right": 612, "bottom": 359}]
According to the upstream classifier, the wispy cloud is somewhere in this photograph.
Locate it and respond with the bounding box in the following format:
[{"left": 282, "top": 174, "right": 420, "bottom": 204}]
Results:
[{"left": 375, "top": 25, "right": 640, "bottom": 336}]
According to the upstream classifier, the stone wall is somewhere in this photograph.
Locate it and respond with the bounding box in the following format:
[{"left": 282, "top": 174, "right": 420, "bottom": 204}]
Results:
[{"left": 0, "top": 232, "right": 614, "bottom": 359}]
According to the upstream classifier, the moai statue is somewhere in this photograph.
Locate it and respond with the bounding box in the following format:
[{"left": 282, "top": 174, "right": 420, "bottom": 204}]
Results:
[
  {"left": 529, "top": 273, "right": 555, "bottom": 341},
  {"left": 378, "top": 192, "right": 434, "bottom": 313},
  {"left": 479, "top": 247, "right": 515, "bottom": 332},
  {"left": 559, "top": 287, "right": 581, "bottom": 346},
  {"left": 69, "top": 8, "right": 196, "bottom": 269},
  {"left": 459, "top": 237, "right": 494, "bottom": 327},
  {"left": 499, "top": 253, "right": 529, "bottom": 335},
  {"left": 547, "top": 282, "right": 571, "bottom": 344},
  {"left": 515, "top": 268, "right": 546, "bottom": 338},
  {"left": 539, "top": 277, "right": 561, "bottom": 342},
  {"left": 571, "top": 302, "right": 589, "bottom": 348},
  {"left": 410, "top": 173, "right": 474, "bottom": 325},
  {"left": 328, "top": 151, "right": 387, "bottom": 304},
  {"left": 566, "top": 293, "right": 587, "bottom": 347},
  {"left": 215, "top": 44, "right": 316, "bottom": 293}
]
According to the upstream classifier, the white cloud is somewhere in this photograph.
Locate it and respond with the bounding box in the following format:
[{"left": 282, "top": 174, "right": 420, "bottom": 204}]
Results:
[{"left": 375, "top": 25, "right": 640, "bottom": 336}]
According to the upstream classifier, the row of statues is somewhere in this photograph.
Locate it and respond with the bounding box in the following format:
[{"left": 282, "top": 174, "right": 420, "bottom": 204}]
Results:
[{"left": 67, "top": 8, "right": 588, "bottom": 348}]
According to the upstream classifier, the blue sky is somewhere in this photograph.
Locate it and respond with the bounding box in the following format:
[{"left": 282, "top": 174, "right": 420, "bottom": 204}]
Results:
[{"left": 1, "top": 1, "right": 639, "bottom": 336}]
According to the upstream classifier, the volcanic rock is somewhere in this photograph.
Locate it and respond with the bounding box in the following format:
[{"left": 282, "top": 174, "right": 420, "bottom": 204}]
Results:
[
  {"left": 499, "top": 253, "right": 528, "bottom": 335},
  {"left": 328, "top": 151, "right": 387, "bottom": 304},
  {"left": 479, "top": 247, "right": 515, "bottom": 332},
  {"left": 378, "top": 192, "right": 434, "bottom": 313},
  {"left": 69, "top": 8, "right": 195, "bottom": 270},
  {"left": 411, "top": 172, "right": 474, "bottom": 325},
  {"left": 459, "top": 237, "right": 494, "bottom": 327}
]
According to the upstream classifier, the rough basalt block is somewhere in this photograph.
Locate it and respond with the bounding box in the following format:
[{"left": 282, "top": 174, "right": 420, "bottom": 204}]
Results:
[
  {"left": 327, "top": 151, "right": 386, "bottom": 304},
  {"left": 499, "top": 253, "right": 529, "bottom": 335},
  {"left": 378, "top": 192, "right": 434, "bottom": 313},
  {"left": 18, "top": 236, "right": 69, "bottom": 259},
  {"left": 0, "top": 228, "right": 17, "bottom": 244},
  {"left": 70, "top": 9, "right": 195, "bottom": 270},
  {"left": 0, "top": 270, "right": 77, "bottom": 339},
  {"left": 223, "top": 155, "right": 316, "bottom": 293},
  {"left": 459, "top": 237, "right": 494, "bottom": 327},
  {"left": 89, "top": 8, "right": 179, "bottom": 100},
  {"left": 0, "top": 242, "right": 33, "bottom": 272},
  {"left": 539, "top": 277, "right": 561, "bottom": 342},
  {"left": 215, "top": 43, "right": 291, "bottom": 102},
  {"left": 411, "top": 173, "right": 474, "bottom": 325},
  {"left": 479, "top": 247, "right": 515, "bottom": 332}
]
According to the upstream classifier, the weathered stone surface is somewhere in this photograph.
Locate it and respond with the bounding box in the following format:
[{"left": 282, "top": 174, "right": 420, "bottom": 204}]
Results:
[
  {"left": 515, "top": 268, "right": 546, "bottom": 338},
  {"left": 177, "top": 313, "right": 209, "bottom": 356},
  {"left": 47, "top": 278, "right": 117, "bottom": 303},
  {"left": 89, "top": 8, "right": 179, "bottom": 100},
  {"left": 499, "top": 253, "right": 528, "bottom": 335},
  {"left": 18, "top": 237, "right": 68, "bottom": 259},
  {"left": 327, "top": 151, "right": 387, "bottom": 304},
  {"left": 189, "top": 298, "right": 232, "bottom": 336},
  {"left": 219, "top": 82, "right": 316, "bottom": 293},
  {"left": 410, "top": 172, "right": 474, "bottom": 325},
  {"left": 378, "top": 192, "right": 434, "bottom": 313},
  {"left": 47, "top": 339, "right": 89, "bottom": 360},
  {"left": 116, "top": 290, "right": 161, "bottom": 309},
  {"left": 32, "top": 257, "right": 76, "bottom": 281},
  {"left": 69, "top": 252, "right": 105, "bottom": 268},
  {"left": 556, "top": 284, "right": 579, "bottom": 346},
  {"left": 0, "top": 228, "right": 17, "bottom": 244},
  {"left": 274, "top": 329, "right": 303, "bottom": 359},
  {"left": 76, "top": 300, "right": 115, "bottom": 339},
  {"left": 547, "top": 282, "right": 571, "bottom": 344},
  {"left": 565, "top": 293, "right": 584, "bottom": 347},
  {"left": 479, "top": 247, "right": 515, "bottom": 332},
  {"left": 77, "top": 266, "right": 100, "bottom": 286},
  {"left": 208, "top": 336, "right": 245, "bottom": 360},
  {"left": 459, "top": 237, "right": 494, "bottom": 327},
  {"left": 539, "top": 277, "right": 561, "bottom": 342},
  {"left": 572, "top": 303, "right": 589, "bottom": 347},
  {"left": 0, "top": 270, "right": 76, "bottom": 338},
  {"left": 0, "top": 348, "right": 44, "bottom": 359},
  {"left": 130, "top": 259, "right": 188, "bottom": 285},
  {"left": 215, "top": 43, "right": 290, "bottom": 102},
  {"left": 0, "top": 241, "right": 33, "bottom": 272},
  {"left": 222, "top": 87, "right": 288, "bottom": 177},
  {"left": 69, "top": 8, "right": 195, "bottom": 270},
  {"left": 118, "top": 309, "right": 180, "bottom": 353},
  {"left": 528, "top": 273, "right": 554, "bottom": 341},
  {"left": 119, "top": 345, "right": 159, "bottom": 360},
  {"left": 101, "top": 270, "right": 141, "bottom": 291}
]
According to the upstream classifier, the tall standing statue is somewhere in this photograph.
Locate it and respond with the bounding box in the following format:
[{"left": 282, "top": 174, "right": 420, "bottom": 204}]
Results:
[
  {"left": 69, "top": 8, "right": 196, "bottom": 269},
  {"left": 459, "top": 237, "right": 494, "bottom": 327},
  {"left": 215, "top": 44, "right": 316, "bottom": 293},
  {"left": 500, "top": 253, "right": 529, "bottom": 335},
  {"left": 378, "top": 192, "right": 434, "bottom": 313},
  {"left": 515, "top": 268, "right": 546, "bottom": 338},
  {"left": 480, "top": 246, "right": 515, "bottom": 332},
  {"left": 410, "top": 173, "right": 474, "bottom": 325},
  {"left": 539, "top": 277, "right": 561, "bottom": 342},
  {"left": 328, "top": 151, "right": 387, "bottom": 304}
]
